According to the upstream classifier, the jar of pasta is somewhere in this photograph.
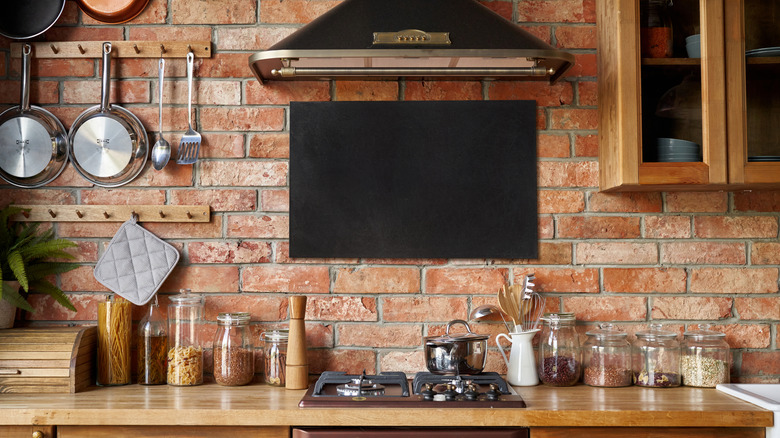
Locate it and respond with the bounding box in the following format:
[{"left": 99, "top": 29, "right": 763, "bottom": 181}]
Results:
[
  {"left": 213, "top": 312, "right": 254, "bottom": 386},
  {"left": 137, "top": 296, "right": 167, "bottom": 385},
  {"left": 97, "top": 295, "right": 132, "bottom": 386},
  {"left": 167, "top": 290, "right": 204, "bottom": 386}
]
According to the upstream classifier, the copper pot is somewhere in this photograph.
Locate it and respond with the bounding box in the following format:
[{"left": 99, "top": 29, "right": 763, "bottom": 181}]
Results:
[{"left": 76, "top": 0, "right": 150, "bottom": 24}]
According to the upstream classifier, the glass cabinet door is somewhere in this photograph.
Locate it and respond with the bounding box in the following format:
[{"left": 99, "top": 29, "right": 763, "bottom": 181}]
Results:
[{"left": 727, "top": 0, "right": 780, "bottom": 185}]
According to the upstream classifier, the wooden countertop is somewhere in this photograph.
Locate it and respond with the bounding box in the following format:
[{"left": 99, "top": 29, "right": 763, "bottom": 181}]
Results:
[{"left": 0, "top": 383, "right": 773, "bottom": 428}]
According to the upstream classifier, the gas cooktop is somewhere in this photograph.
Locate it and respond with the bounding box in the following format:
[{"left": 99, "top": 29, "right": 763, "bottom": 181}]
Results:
[{"left": 298, "top": 371, "right": 526, "bottom": 408}]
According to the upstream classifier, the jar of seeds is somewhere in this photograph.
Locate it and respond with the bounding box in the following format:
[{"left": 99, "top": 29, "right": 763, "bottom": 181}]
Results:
[
  {"left": 214, "top": 312, "right": 255, "bottom": 386},
  {"left": 582, "top": 323, "right": 632, "bottom": 387},
  {"left": 681, "top": 324, "right": 730, "bottom": 387},
  {"left": 538, "top": 313, "right": 581, "bottom": 386},
  {"left": 632, "top": 323, "right": 680, "bottom": 388}
]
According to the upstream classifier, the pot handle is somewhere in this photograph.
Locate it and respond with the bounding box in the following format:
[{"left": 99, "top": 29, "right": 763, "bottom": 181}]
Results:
[
  {"left": 445, "top": 319, "right": 473, "bottom": 335},
  {"left": 495, "top": 333, "right": 512, "bottom": 369},
  {"left": 100, "top": 42, "right": 112, "bottom": 112},
  {"left": 20, "top": 44, "right": 32, "bottom": 112}
]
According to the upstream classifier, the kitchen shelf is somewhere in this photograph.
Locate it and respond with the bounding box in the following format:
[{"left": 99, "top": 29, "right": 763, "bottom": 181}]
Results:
[
  {"left": 642, "top": 58, "right": 701, "bottom": 66},
  {"left": 9, "top": 205, "right": 210, "bottom": 223},
  {"left": 9, "top": 41, "right": 212, "bottom": 59}
]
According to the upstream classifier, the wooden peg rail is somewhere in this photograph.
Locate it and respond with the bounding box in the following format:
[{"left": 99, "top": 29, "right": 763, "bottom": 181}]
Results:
[
  {"left": 10, "top": 41, "right": 211, "bottom": 59},
  {"left": 10, "top": 205, "right": 210, "bottom": 223}
]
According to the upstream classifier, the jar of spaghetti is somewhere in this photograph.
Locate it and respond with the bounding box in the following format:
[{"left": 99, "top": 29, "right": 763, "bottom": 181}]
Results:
[
  {"left": 263, "top": 329, "right": 288, "bottom": 386},
  {"left": 213, "top": 312, "right": 254, "bottom": 386},
  {"left": 97, "top": 295, "right": 132, "bottom": 386},
  {"left": 137, "top": 296, "right": 167, "bottom": 385},
  {"left": 640, "top": 0, "right": 673, "bottom": 58},
  {"left": 167, "top": 290, "right": 204, "bottom": 386}
]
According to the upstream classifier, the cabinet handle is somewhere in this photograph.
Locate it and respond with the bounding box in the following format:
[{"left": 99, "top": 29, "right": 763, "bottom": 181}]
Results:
[{"left": 32, "top": 431, "right": 44, "bottom": 438}]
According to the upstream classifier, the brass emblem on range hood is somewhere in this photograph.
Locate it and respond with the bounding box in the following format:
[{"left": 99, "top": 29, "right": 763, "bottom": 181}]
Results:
[{"left": 372, "top": 30, "right": 451, "bottom": 45}]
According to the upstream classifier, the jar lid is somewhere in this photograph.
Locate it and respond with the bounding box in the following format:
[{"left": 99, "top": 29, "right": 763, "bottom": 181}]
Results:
[
  {"left": 586, "top": 322, "right": 628, "bottom": 338},
  {"left": 169, "top": 290, "right": 203, "bottom": 306},
  {"left": 635, "top": 323, "right": 678, "bottom": 339},
  {"left": 683, "top": 323, "right": 725, "bottom": 339},
  {"left": 424, "top": 319, "right": 489, "bottom": 344},
  {"left": 263, "top": 329, "right": 289, "bottom": 341},
  {"left": 217, "top": 312, "right": 250, "bottom": 325},
  {"left": 541, "top": 312, "right": 575, "bottom": 322}
]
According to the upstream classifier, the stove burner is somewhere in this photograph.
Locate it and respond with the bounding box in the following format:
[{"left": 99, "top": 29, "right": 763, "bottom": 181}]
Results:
[{"left": 336, "top": 375, "right": 386, "bottom": 397}]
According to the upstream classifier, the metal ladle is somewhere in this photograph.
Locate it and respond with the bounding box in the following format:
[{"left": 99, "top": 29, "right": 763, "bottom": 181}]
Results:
[
  {"left": 151, "top": 57, "right": 170, "bottom": 170},
  {"left": 470, "top": 305, "right": 512, "bottom": 333}
]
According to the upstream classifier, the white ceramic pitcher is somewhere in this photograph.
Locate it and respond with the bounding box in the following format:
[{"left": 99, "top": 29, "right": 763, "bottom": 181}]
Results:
[{"left": 496, "top": 329, "right": 539, "bottom": 386}]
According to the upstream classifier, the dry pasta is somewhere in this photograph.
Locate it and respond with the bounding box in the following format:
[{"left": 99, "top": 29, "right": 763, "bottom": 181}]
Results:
[
  {"left": 167, "top": 345, "right": 203, "bottom": 385},
  {"left": 97, "top": 297, "right": 131, "bottom": 385}
]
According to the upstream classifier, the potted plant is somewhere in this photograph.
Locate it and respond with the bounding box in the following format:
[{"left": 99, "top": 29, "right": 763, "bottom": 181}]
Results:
[{"left": 0, "top": 206, "right": 78, "bottom": 329}]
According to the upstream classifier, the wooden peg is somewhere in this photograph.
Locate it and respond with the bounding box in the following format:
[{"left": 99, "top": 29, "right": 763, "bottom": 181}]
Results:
[
  {"left": 78, "top": 44, "right": 86, "bottom": 54},
  {"left": 48, "top": 209, "right": 56, "bottom": 218},
  {"left": 21, "top": 210, "right": 30, "bottom": 219},
  {"left": 160, "top": 44, "right": 166, "bottom": 54},
  {"left": 133, "top": 44, "right": 141, "bottom": 54},
  {"left": 186, "top": 211, "right": 192, "bottom": 219},
  {"left": 49, "top": 44, "right": 58, "bottom": 54},
  {"left": 158, "top": 210, "right": 165, "bottom": 218},
  {"left": 103, "top": 211, "right": 110, "bottom": 219},
  {"left": 76, "top": 210, "right": 83, "bottom": 218}
]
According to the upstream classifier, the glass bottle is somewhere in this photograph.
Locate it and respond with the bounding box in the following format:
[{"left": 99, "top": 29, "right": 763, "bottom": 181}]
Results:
[
  {"left": 137, "top": 296, "right": 167, "bottom": 385},
  {"left": 167, "top": 290, "right": 204, "bottom": 386},
  {"left": 633, "top": 323, "right": 681, "bottom": 387},
  {"left": 97, "top": 295, "right": 131, "bottom": 386},
  {"left": 640, "top": 0, "right": 673, "bottom": 58},
  {"left": 681, "top": 324, "right": 730, "bottom": 387},
  {"left": 263, "top": 329, "right": 288, "bottom": 386},
  {"left": 538, "top": 313, "right": 581, "bottom": 386},
  {"left": 582, "top": 323, "right": 632, "bottom": 387},
  {"left": 213, "top": 312, "right": 254, "bottom": 386}
]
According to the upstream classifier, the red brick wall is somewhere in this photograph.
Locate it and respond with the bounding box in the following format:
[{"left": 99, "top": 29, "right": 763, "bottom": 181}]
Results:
[{"left": 1, "top": 0, "right": 778, "bottom": 383}]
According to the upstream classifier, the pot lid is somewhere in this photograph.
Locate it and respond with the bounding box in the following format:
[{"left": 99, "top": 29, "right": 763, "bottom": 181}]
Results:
[
  {"left": 249, "top": 0, "right": 574, "bottom": 83},
  {"left": 425, "top": 319, "right": 489, "bottom": 344}
]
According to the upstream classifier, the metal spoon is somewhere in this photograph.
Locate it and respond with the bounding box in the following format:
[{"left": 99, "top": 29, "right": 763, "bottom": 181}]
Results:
[
  {"left": 470, "top": 305, "right": 512, "bottom": 333},
  {"left": 151, "top": 57, "right": 170, "bottom": 170}
]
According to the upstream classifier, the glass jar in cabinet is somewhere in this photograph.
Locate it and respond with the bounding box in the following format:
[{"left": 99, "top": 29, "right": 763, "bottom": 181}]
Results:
[
  {"left": 538, "top": 313, "right": 581, "bottom": 386},
  {"left": 263, "top": 329, "right": 288, "bottom": 386},
  {"left": 167, "top": 290, "right": 204, "bottom": 386},
  {"left": 582, "top": 323, "right": 632, "bottom": 387},
  {"left": 681, "top": 324, "right": 730, "bottom": 387},
  {"left": 633, "top": 323, "right": 681, "bottom": 387},
  {"left": 214, "top": 312, "right": 254, "bottom": 386}
]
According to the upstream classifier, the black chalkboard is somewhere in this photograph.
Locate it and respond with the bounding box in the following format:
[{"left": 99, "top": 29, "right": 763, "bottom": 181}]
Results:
[{"left": 289, "top": 100, "right": 537, "bottom": 259}]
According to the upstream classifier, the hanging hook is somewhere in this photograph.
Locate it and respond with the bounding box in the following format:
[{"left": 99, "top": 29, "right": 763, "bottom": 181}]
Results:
[
  {"left": 158, "top": 210, "right": 165, "bottom": 218},
  {"left": 160, "top": 44, "right": 166, "bottom": 55},
  {"left": 76, "top": 210, "right": 83, "bottom": 218},
  {"left": 103, "top": 211, "right": 110, "bottom": 219},
  {"left": 49, "top": 44, "right": 59, "bottom": 54},
  {"left": 186, "top": 211, "right": 193, "bottom": 219},
  {"left": 133, "top": 44, "right": 141, "bottom": 54},
  {"left": 48, "top": 209, "right": 57, "bottom": 218},
  {"left": 131, "top": 210, "right": 138, "bottom": 221},
  {"left": 21, "top": 210, "right": 30, "bottom": 219},
  {"left": 78, "top": 44, "right": 86, "bottom": 54}
]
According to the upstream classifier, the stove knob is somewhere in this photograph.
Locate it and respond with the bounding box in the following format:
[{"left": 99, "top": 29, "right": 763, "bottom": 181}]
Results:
[
  {"left": 485, "top": 383, "right": 501, "bottom": 401},
  {"left": 443, "top": 383, "right": 457, "bottom": 401},
  {"left": 421, "top": 383, "right": 435, "bottom": 401},
  {"left": 463, "top": 383, "right": 479, "bottom": 401}
]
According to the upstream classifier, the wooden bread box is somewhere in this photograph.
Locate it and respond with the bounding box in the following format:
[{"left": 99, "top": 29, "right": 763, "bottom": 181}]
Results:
[{"left": 0, "top": 326, "right": 96, "bottom": 393}]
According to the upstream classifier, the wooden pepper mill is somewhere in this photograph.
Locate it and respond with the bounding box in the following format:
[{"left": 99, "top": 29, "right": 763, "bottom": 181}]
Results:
[{"left": 285, "top": 295, "right": 309, "bottom": 389}]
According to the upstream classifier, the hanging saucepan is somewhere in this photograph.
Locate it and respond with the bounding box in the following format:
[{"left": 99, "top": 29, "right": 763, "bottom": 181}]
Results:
[
  {"left": 0, "top": 45, "right": 68, "bottom": 188},
  {"left": 69, "top": 42, "right": 148, "bottom": 187},
  {"left": 0, "top": 0, "right": 66, "bottom": 39},
  {"left": 76, "top": 0, "right": 150, "bottom": 24}
]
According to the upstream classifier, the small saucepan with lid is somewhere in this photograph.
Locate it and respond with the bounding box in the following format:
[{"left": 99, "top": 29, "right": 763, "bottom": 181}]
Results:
[
  {"left": 0, "top": 44, "right": 68, "bottom": 188},
  {"left": 69, "top": 42, "right": 148, "bottom": 187},
  {"left": 424, "top": 319, "right": 488, "bottom": 375}
]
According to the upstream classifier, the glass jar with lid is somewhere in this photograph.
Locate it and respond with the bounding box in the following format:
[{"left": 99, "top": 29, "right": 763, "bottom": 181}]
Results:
[
  {"left": 633, "top": 323, "right": 681, "bottom": 387},
  {"left": 582, "top": 323, "right": 632, "bottom": 387},
  {"left": 137, "top": 296, "right": 167, "bottom": 385},
  {"left": 167, "top": 290, "right": 204, "bottom": 386},
  {"left": 262, "top": 329, "right": 289, "bottom": 386},
  {"left": 214, "top": 312, "right": 255, "bottom": 386},
  {"left": 640, "top": 0, "right": 674, "bottom": 58},
  {"left": 538, "top": 313, "right": 581, "bottom": 386},
  {"left": 681, "top": 324, "right": 730, "bottom": 387}
]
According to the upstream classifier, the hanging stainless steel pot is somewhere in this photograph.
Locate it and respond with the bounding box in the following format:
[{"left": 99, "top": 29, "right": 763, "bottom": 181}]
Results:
[
  {"left": 0, "top": 44, "right": 68, "bottom": 188},
  {"left": 69, "top": 42, "right": 148, "bottom": 187},
  {"left": 0, "top": 0, "right": 66, "bottom": 39},
  {"left": 424, "top": 319, "right": 488, "bottom": 375}
]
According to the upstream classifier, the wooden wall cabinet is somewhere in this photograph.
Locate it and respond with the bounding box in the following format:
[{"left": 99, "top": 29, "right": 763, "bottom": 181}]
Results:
[{"left": 597, "top": 0, "right": 780, "bottom": 191}]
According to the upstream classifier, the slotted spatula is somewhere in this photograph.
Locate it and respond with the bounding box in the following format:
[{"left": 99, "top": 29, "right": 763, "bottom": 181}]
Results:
[{"left": 177, "top": 52, "right": 201, "bottom": 164}]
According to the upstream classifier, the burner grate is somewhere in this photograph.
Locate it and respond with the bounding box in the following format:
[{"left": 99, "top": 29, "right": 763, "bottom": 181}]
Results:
[
  {"left": 313, "top": 371, "right": 409, "bottom": 396},
  {"left": 412, "top": 372, "right": 510, "bottom": 394}
]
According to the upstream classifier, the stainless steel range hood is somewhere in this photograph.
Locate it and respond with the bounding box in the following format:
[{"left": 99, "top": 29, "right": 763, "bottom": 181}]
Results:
[{"left": 249, "top": 0, "right": 574, "bottom": 84}]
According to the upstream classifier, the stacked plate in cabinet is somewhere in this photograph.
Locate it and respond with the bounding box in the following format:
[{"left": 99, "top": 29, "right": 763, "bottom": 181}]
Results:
[{"left": 656, "top": 137, "right": 702, "bottom": 162}]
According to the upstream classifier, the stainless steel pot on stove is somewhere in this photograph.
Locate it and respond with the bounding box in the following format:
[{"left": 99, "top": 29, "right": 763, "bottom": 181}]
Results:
[
  {"left": 69, "top": 42, "right": 148, "bottom": 187},
  {"left": 424, "top": 319, "right": 488, "bottom": 375},
  {"left": 0, "top": 44, "right": 68, "bottom": 188}
]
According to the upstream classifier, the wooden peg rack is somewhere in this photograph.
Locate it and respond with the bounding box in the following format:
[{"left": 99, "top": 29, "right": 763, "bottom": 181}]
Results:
[
  {"left": 10, "top": 205, "right": 210, "bottom": 223},
  {"left": 10, "top": 41, "right": 211, "bottom": 59}
]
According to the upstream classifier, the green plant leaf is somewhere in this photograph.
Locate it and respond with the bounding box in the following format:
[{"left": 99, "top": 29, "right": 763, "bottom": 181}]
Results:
[
  {"left": 7, "top": 250, "right": 28, "bottom": 292},
  {"left": 25, "top": 262, "right": 78, "bottom": 282},
  {"left": 1, "top": 281, "right": 33, "bottom": 312},
  {"left": 20, "top": 239, "right": 78, "bottom": 261},
  {"left": 30, "top": 279, "right": 76, "bottom": 312}
]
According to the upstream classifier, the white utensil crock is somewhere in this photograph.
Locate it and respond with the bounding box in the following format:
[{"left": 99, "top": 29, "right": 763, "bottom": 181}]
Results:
[{"left": 496, "top": 329, "right": 539, "bottom": 386}]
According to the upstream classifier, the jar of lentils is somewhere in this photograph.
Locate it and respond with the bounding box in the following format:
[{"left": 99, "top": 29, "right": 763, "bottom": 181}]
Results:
[
  {"left": 538, "top": 313, "right": 581, "bottom": 386},
  {"left": 582, "top": 323, "right": 632, "bottom": 387},
  {"left": 213, "top": 312, "right": 255, "bottom": 386},
  {"left": 681, "top": 324, "right": 730, "bottom": 387},
  {"left": 632, "top": 323, "right": 680, "bottom": 388}
]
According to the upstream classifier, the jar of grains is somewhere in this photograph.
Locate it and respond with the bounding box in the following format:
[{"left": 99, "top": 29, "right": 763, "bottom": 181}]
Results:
[
  {"left": 214, "top": 312, "right": 255, "bottom": 386},
  {"left": 167, "top": 290, "right": 204, "bottom": 386},
  {"left": 263, "top": 329, "right": 288, "bottom": 386},
  {"left": 681, "top": 324, "right": 730, "bottom": 387},
  {"left": 633, "top": 323, "right": 681, "bottom": 388},
  {"left": 538, "top": 313, "right": 581, "bottom": 386},
  {"left": 582, "top": 323, "right": 632, "bottom": 387}
]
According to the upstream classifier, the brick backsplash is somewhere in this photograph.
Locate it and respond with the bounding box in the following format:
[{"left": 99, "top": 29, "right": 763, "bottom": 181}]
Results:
[{"left": 0, "top": 0, "right": 778, "bottom": 383}]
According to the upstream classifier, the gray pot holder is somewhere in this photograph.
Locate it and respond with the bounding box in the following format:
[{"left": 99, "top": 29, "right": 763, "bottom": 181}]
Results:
[{"left": 94, "top": 216, "right": 180, "bottom": 306}]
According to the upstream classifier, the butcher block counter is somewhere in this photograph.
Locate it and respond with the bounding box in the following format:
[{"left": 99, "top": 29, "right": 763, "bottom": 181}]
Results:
[{"left": 0, "top": 383, "right": 772, "bottom": 437}]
